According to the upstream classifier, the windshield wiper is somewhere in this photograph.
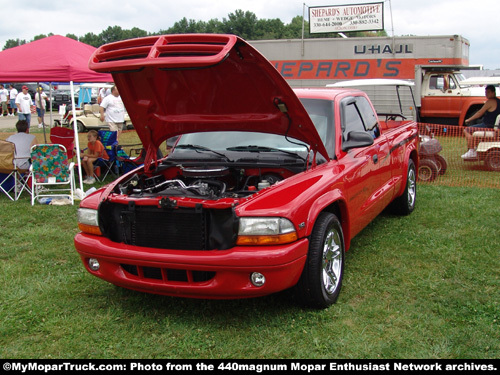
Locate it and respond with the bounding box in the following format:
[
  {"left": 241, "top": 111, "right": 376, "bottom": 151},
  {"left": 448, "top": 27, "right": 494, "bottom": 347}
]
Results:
[
  {"left": 175, "top": 144, "right": 231, "bottom": 161},
  {"left": 226, "top": 145, "right": 306, "bottom": 162}
]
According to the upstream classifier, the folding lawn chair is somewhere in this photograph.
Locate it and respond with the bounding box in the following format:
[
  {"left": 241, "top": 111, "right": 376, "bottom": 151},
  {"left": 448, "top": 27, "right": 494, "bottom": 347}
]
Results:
[
  {"left": 0, "top": 140, "right": 31, "bottom": 201},
  {"left": 50, "top": 126, "right": 76, "bottom": 160},
  {"left": 95, "top": 130, "right": 120, "bottom": 181},
  {"left": 30, "top": 144, "right": 75, "bottom": 205},
  {"left": 118, "top": 147, "right": 163, "bottom": 175}
]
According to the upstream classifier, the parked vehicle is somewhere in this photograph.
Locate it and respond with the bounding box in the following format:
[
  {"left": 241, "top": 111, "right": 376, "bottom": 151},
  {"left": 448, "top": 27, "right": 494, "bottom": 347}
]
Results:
[
  {"left": 418, "top": 132, "right": 447, "bottom": 182},
  {"left": 11, "top": 82, "right": 51, "bottom": 97},
  {"left": 250, "top": 35, "right": 485, "bottom": 125},
  {"left": 54, "top": 100, "right": 132, "bottom": 132},
  {"left": 75, "top": 34, "right": 419, "bottom": 308},
  {"left": 462, "top": 123, "right": 500, "bottom": 171}
]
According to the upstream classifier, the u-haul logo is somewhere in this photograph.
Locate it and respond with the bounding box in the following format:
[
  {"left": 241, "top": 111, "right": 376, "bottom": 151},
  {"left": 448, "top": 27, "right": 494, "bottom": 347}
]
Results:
[{"left": 354, "top": 44, "right": 414, "bottom": 55}]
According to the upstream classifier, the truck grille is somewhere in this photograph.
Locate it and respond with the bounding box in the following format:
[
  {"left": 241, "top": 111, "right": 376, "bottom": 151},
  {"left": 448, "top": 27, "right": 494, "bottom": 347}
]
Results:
[
  {"left": 101, "top": 202, "right": 237, "bottom": 251},
  {"left": 132, "top": 207, "right": 207, "bottom": 250}
]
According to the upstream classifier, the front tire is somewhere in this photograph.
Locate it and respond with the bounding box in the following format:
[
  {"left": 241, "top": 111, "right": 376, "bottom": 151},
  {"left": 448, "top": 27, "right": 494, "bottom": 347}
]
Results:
[{"left": 295, "top": 212, "right": 345, "bottom": 309}]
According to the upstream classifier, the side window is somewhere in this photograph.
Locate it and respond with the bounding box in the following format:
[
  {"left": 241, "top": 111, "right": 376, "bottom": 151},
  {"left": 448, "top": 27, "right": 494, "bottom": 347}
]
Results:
[
  {"left": 356, "top": 96, "right": 378, "bottom": 131},
  {"left": 448, "top": 75, "right": 457, "bottom": 90},
  {"left": 343, "top": 100, "right": 365, "bottom": 137},
  {"left": 342, "top": 96, "right": 379, "bottom": 140},
  {"left": 429, "top": 75, "right": 445, "bottom": 90}
]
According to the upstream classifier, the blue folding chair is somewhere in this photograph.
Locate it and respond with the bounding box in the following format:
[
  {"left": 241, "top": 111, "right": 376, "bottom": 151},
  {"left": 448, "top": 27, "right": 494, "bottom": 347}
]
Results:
[{"left": 95, "top": 130, "right": 120, "bottom": 181}]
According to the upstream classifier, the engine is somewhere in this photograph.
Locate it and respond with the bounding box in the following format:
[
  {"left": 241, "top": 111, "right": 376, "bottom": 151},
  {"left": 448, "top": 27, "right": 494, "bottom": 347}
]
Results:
[{"left": 117, "top": 165, "right": 285, "bottom": 200}]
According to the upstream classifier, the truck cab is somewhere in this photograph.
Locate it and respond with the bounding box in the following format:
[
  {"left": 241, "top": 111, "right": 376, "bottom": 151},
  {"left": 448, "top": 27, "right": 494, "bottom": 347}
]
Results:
[{"left": 417, "top": 67, "right": 487, "bottom": 125}]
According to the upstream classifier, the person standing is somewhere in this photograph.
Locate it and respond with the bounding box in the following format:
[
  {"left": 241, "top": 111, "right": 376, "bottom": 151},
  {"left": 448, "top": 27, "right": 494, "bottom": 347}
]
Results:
[
  {"left": 97, "top": 86, "right": 111, "bottom": 104},
  {"left": 99, "top": 85, "right": 125, "bottom": 140},
  {"left": 0, "top": 84, "right": 8, "bottom": 116},
  {"left": 15, "top": 86, "right": 33, "bottom": 127},
  {"left": 34, "top": 86, "right": 48, "bottom": 128},
  {"left": 9, "top": 84, "right": 18, "bottom": 116}
]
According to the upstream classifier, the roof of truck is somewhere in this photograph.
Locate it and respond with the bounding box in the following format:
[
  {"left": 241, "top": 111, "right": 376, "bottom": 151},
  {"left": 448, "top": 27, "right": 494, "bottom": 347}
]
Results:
[{"left": 327, "top": 79, "right": 414, "bottom": 87}]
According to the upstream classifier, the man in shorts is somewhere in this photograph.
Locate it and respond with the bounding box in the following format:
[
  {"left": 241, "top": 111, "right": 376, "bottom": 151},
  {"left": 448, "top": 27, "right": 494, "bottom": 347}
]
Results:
[
  {"left": 99, "top": 85, "right": 125, "bottom": 141},
  {"left": 0, "top": 84, "right": 8, "bottom": 116},
  {"left": 15, "top": 86, "right": 32, "bottom": 127}
]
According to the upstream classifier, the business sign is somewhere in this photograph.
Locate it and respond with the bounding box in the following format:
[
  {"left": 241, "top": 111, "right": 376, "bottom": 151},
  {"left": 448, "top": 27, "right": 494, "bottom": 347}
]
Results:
[{"left": 309, "top": 2, "right": 384, "bottom": 34}]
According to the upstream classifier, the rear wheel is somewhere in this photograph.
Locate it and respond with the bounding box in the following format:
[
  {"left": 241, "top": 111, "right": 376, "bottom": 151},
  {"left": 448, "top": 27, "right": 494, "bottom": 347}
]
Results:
[
  {"left": 391, "top": 158, "right": 417, "bottom": 215},
  {"left": 435, "top": 155, "right": 448, "bottom": 175},
  {"left": 75, "top": 120, "right": 86, "bottom": 133},
  {"left": 295, "top": 212, "right": 345, "bottom": 309},
  {"left": 485, "top": 149, "right": 500, "bottom": 171}
]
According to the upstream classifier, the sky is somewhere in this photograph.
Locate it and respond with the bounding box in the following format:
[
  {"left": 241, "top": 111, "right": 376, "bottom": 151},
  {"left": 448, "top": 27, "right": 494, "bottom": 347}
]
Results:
[{"left": 0, "top": 0, "right": 499, "bottom": 69}]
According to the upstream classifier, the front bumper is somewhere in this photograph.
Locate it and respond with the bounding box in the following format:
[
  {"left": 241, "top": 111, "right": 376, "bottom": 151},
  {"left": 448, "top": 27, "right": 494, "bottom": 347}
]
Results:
[{"left": 74, "top": 233, "right": 309, "bottom": 299}]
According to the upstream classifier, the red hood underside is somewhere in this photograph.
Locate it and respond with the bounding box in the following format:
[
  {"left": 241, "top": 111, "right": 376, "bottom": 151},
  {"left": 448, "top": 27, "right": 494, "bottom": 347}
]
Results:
[{"left": 89, "top": 34, "right": 329, "bottom": 167}]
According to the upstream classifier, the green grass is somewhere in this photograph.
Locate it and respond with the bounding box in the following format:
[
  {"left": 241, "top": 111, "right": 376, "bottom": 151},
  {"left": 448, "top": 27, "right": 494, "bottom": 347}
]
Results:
[{"left": 0, "top": 185, "right": 498, "bottom": 359}]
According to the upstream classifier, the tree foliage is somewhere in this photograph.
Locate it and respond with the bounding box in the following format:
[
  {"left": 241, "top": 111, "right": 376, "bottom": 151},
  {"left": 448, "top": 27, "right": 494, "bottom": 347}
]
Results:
[{"left": 2, "top": 9, "right": 387, "bottom": 50}]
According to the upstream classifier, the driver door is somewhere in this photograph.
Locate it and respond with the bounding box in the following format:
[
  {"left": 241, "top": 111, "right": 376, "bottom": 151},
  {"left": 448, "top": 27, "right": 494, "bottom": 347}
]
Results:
[{"left": 341, "top": 96, "right": 392, "bottom": 237}]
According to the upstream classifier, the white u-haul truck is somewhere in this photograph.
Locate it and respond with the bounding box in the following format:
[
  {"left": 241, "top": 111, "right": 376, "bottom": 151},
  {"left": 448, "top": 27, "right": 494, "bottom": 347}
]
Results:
[{"left": 250, "top": 35, "right": 487, "bottom": 125}]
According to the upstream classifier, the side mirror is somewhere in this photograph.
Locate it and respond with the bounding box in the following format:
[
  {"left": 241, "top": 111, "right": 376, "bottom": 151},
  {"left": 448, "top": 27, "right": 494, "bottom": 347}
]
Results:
[{"left": 342, "top": 131, "right": 374, "bottom": 152}]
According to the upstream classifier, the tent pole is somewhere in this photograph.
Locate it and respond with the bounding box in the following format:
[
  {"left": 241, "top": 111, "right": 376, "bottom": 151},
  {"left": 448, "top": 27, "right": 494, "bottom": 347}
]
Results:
[
  {"left": 37, "top": 81, "right": 47, "bottom": 143},
  {"left": 70, "top": 81, "right": 84, "bottom": 193},
  {"left": 49, "top": 83, "right": 53, "bottom": 128}
]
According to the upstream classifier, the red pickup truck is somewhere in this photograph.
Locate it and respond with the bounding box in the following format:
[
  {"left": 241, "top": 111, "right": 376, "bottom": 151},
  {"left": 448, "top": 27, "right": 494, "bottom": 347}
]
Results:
[{"left": 75, "top": 34, "right": 418, "bottom": 309}]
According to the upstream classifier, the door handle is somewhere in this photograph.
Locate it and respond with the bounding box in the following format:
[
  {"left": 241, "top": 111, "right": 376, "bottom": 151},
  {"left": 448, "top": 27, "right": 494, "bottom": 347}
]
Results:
[{"left": 373, "top": 154, "right": 379, "bottom": 164}]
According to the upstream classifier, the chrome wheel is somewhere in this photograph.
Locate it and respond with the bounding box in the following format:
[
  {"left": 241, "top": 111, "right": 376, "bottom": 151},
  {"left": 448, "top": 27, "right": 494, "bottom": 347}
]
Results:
[
  {"left": 391, "top": 158, "right": 417, "bottom": 216},
  {"left": 322, "top": 228, "right": 343, "bottom": 295},
  {"left": 296, "top": 212, "right": 345, "bottom": 309},
  {"left": 407, "top": 164, "right": 416, "bottom": 209}
]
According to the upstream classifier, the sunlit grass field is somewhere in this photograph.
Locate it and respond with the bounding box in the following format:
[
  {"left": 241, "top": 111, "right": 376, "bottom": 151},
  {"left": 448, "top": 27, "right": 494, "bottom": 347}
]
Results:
[{"left": 0, "top": 184, "right": 498, "bottom": 358}]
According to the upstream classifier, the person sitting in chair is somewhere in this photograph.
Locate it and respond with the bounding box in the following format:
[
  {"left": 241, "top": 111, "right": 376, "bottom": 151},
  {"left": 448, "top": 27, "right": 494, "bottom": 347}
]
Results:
[
  {"left": 6, "top": 120, "right": 37, "bottom": 170},
  {"left": 81, "top": 130, "right": 108, "bottom": 184},
  {"left": 462, "top": 85, "right": 500, "bottom": 159}
]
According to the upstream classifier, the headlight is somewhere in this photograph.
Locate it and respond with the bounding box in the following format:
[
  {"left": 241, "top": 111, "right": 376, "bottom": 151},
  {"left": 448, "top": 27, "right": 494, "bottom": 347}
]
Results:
[
  {"left": 237, "top": 217, "right": 297, "bottom": 245},
  {"left": 77, "top": 208, "right": 102, "bottom": 236}
]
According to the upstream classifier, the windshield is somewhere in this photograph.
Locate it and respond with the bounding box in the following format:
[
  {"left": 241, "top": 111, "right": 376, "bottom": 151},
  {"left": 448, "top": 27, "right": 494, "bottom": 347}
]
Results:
[
  {"left": 172, "top": 98, "right": 334, "bottom": 161},
  {"left": 455, "top": 73, "right": 466, "bottom": 82},
  {"left": 175, "top": 131, "right": 308, "bottom": 153}
]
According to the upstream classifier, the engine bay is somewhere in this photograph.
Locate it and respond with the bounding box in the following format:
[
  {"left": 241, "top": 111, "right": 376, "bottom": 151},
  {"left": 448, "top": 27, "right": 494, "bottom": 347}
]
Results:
[{"left": 116, "top": 164, "right": 294, "bottom": 200}]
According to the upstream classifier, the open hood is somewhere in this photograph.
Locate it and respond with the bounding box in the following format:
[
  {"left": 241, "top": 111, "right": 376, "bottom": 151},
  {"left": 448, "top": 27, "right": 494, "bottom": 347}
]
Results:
[{"left": 89, "top": 34, "right": 329, "bottom": 169}]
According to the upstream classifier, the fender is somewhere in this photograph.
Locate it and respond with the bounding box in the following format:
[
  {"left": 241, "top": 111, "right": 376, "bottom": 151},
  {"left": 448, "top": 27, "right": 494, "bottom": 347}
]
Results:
[
  {"left": 458, "top": 97, "right": 487, "bottom": 125},
  {"left": 394, "top": 147, "right": 418, "bottom": 199},
  {"left": 303, "top": 188, "right": 352, "bottom": 251}
]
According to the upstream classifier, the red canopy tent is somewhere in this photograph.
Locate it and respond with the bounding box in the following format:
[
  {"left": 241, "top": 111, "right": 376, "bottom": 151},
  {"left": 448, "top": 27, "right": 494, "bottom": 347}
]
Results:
[
  {"left": 0, "top": 35, "right": 113, "bottom": 193},
  {"left": 0, "top": 34, "right": 111, "bottom": 82}
]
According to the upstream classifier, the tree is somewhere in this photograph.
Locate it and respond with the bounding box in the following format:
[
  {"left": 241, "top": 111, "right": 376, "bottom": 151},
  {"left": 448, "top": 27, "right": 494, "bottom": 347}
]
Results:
[
  {"left": 284, "top": 16, "right": 308, "bottom": 39},
  {"left": 79, "top": 32, "right": 101, "bottom": 47},
  {"left": 100, "top": 26, "right": 127, "bottom": 45},
  {"left": 33, "top": 34, "right": 48, "bottom": 41},
  {"left": 222, "top": 10, "right": 258, "bottom": 39},
  {"left": 2, "top": 10, "right": 388, "bottom": 51},
  {"left": 254, "top": 18, "right": 286, "bottom": 40},
  {"left": 3, "top": 39, "right": 27, "bottom": 50}
]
